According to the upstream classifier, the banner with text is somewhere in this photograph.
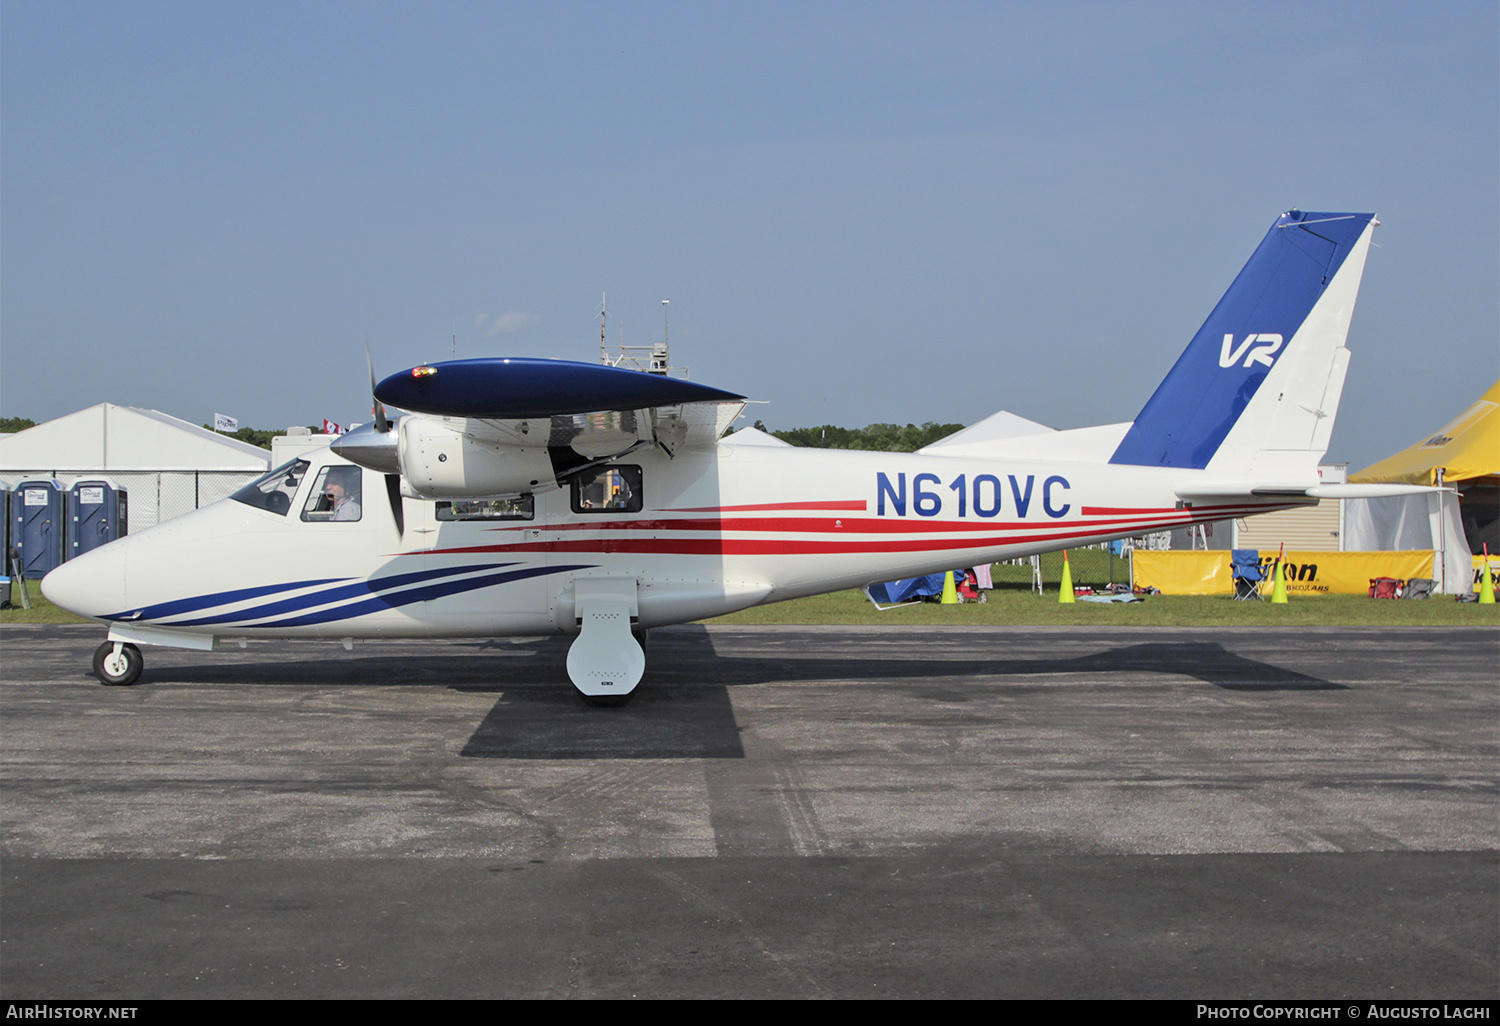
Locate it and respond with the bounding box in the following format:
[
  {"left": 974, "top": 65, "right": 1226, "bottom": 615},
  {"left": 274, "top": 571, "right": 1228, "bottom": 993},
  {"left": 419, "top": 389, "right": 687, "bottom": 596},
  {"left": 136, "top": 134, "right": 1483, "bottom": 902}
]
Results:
[
  {"left": 1132, "top": 550, "right": 1436, "bottom": 596},
  {"left": 1472, "top": 554, "right": 1500, "bottom": 595}
]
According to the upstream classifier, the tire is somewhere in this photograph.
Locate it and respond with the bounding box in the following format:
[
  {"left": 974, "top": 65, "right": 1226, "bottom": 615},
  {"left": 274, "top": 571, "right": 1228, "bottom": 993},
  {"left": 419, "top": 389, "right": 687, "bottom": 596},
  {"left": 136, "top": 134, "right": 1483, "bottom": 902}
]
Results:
[
  {"left": 580, "top": 692, "right": 633, "bottom": 708},
  {"left": 92, "top": 642, "right": 144, "bottom": 686}
]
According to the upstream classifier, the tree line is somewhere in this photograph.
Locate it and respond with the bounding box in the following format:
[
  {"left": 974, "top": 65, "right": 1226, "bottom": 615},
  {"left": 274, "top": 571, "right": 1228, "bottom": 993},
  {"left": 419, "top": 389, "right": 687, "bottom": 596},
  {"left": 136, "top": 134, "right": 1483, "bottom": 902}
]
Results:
[{"left": 752, "top": 420, "right": 964, "bottom": 452}]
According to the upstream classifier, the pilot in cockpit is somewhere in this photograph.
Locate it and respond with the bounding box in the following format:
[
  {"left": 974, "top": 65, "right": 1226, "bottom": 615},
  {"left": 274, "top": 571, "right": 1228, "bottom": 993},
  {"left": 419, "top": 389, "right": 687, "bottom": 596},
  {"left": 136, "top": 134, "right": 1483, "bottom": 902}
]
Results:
[{"left": 325, "top": 467, "right": 362, "bottom": 521}]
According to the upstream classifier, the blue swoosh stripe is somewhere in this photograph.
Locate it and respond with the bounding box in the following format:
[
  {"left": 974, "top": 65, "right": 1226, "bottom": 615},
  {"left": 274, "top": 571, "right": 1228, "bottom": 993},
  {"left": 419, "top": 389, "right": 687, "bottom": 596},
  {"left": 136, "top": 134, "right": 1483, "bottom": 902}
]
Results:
[
  {"left": 104, "top": 577, "right": 351, "bottom": 622},
  {"left": 159, "top": 563, "right": 520, "bottom": 627},
  {"left": 249, "top": 564, "right": 595, "bottom": 628}
]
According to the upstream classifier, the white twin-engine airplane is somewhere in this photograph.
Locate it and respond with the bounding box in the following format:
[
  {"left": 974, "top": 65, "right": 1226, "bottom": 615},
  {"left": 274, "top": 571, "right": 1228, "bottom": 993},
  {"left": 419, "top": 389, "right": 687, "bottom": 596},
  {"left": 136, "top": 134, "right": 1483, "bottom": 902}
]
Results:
[{"left": 44, "top": 210, "right": 1413, "bottom": 702}]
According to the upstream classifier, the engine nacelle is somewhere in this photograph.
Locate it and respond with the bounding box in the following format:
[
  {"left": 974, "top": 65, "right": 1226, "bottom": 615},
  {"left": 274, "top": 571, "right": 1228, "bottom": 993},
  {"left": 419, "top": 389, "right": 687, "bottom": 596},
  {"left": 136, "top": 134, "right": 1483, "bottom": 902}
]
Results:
[{"left": 397, "top": 417, "right": 555, "bottom": 498}]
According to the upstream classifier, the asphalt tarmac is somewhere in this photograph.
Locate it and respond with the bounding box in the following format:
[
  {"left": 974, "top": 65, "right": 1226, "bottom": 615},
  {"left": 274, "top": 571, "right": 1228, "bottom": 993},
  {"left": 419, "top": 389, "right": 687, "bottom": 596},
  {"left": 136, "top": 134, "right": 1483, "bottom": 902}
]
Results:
[{"left": 2, "top": 623, "right": 1495, "bottom": 999}]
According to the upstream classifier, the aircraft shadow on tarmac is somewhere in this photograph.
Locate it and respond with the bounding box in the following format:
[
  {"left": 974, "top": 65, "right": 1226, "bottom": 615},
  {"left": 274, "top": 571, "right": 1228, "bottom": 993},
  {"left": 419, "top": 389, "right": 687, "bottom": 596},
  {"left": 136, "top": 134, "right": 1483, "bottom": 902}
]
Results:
[
  {"left": 457, "top": 628, "right": 1344, "bottom": 759},
  {"left": 140, "top": 625, "right": 1342, "bottom": 761}
]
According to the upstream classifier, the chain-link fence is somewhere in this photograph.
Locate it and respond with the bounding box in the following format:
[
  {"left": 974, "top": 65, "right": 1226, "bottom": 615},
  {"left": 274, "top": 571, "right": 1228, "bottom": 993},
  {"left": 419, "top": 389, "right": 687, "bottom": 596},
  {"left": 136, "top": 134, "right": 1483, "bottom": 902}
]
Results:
[
  {"left": 7, "top": 470, "right": 261, "bottom": 533},
  {"left": 155, "top": 471, "right": 253, "bottom": 525}
]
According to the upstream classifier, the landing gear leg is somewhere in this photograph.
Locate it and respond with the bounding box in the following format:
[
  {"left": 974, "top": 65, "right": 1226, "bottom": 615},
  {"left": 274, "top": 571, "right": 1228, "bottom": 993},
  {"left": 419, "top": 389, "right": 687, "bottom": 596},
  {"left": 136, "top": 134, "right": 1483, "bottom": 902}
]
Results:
[
  {"left": 93, "top": 641, "right": 144, "bottom": 686},
  {"left": 566, "top": 579, "right": 645, "bottom": 707}
]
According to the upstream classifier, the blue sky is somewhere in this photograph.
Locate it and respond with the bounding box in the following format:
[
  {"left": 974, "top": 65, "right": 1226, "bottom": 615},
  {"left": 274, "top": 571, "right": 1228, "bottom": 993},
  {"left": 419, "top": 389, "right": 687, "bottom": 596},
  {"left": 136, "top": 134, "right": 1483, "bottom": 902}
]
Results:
[{"left": 3, "top": 1, "right": 1496, "bottom": 470}]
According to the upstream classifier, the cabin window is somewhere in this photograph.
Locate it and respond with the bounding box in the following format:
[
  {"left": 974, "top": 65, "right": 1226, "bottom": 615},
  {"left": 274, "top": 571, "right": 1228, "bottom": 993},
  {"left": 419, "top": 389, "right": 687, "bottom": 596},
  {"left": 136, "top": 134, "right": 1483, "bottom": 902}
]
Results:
[
  {"left": 436, "top": 496, "right": 534, "bottom": 521},
  {"left": 230, "top": 458, "right": 309, "bottom": 517},
  {"left": 570, "top": 465, "right": 642, "bottom": 513},
  {"left": 300, "top": 466, "right": 363, "bottom": 522}
]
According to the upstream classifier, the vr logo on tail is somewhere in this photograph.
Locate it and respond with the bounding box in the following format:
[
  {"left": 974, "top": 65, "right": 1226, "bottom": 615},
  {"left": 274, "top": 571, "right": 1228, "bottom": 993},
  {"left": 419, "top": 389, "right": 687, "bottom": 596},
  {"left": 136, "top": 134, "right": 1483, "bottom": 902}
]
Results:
[{"left": 1218, "top": 333, "right": 1284, "bottom": 369}]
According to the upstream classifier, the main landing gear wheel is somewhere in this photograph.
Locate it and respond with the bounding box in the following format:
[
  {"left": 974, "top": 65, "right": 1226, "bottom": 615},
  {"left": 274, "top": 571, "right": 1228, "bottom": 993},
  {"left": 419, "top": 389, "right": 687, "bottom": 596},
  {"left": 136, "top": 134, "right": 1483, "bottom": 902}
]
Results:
[
  {"left": 567, "top": 580, "right": 646, "bottom": 708},
  {"left": 581, "top": 692, "right": 634, "bottom": 708},
  {"left": 92, "top": 642, "right": 143, "bottom": 686}
]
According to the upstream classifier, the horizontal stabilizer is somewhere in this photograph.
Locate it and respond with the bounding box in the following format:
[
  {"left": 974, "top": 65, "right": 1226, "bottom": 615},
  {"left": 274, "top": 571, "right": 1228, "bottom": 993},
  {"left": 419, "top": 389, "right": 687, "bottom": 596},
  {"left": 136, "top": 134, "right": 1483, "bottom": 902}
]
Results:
[
  {"left": 1175, "top": 483, "right": 1438, "bottom": 502},
  {"left": 1302, "top": 484, "right": 1439, "bottom": 499}
]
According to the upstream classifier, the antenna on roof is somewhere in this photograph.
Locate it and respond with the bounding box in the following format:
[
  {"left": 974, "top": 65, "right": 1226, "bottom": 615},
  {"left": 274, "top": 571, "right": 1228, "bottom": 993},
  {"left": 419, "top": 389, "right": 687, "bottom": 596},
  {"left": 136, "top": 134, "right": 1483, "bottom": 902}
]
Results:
[
  {"left": 655, "top": 299, "right": 670, "bottom": 375},
  {"left": 597, "top": 296, "right": 688, "bottom": 378}
]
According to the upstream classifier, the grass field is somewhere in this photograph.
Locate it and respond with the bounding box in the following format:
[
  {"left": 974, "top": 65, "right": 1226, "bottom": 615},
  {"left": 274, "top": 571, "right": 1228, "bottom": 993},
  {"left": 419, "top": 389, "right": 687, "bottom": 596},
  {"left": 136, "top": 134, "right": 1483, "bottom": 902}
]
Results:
[
  {"left": 708, "top": 588, "right": 1500, "bottom": 627},
  {"left": 0, "top": 592, "right": 91, "bottom": 624},
  {"left": 5, "top": 584, "right": 1496, "bottom": 629}
]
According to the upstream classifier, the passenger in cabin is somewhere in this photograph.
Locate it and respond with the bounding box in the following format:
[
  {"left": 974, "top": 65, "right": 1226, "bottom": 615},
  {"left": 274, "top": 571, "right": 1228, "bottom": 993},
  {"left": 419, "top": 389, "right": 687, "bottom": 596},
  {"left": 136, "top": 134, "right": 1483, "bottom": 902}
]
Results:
[{"left": 606, "top": 476, "right": 633, "bottom": 509}]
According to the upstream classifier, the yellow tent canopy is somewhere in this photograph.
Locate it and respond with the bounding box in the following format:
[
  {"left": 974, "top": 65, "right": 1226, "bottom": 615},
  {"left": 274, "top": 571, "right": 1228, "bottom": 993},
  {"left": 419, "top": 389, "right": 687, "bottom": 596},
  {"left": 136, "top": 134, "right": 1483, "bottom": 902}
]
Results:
[{"left": 1351, "top": 380, "right": 1500, "bottom": 486}]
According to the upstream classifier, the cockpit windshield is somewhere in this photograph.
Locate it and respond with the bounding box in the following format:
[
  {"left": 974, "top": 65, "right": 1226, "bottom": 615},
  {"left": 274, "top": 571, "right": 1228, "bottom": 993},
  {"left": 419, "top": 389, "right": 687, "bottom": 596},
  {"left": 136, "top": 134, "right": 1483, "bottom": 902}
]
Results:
[{"left": 230, "top": 458, "right": 310, "bottom": 516}]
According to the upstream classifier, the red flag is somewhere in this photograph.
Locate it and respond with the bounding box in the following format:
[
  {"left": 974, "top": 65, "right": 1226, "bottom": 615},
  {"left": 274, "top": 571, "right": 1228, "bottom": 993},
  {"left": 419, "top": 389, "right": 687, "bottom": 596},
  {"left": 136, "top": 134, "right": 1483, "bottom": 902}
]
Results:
[{"left": 322, "top": 419, "right": 342, "bottom": 435}]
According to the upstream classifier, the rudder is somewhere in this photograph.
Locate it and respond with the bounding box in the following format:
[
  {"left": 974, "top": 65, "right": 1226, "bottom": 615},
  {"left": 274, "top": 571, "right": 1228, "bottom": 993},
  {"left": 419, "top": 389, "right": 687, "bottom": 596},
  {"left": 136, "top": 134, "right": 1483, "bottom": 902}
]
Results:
[{"left": 1110, "top": 210, "right": 1377, "bottom": 472}]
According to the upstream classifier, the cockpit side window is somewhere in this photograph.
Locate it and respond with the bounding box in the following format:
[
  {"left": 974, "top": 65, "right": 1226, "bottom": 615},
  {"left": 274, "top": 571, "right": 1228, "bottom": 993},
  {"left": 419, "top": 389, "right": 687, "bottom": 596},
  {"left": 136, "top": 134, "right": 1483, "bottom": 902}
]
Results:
[
  {"left": 230, "top": 458, "right": 310, "bottom": 516},
  {"left": 570, "top": 465, "right": 642, "bottom": 513},
  {"left": 300, "top": 466, "right": 364, "bottom": 522}
]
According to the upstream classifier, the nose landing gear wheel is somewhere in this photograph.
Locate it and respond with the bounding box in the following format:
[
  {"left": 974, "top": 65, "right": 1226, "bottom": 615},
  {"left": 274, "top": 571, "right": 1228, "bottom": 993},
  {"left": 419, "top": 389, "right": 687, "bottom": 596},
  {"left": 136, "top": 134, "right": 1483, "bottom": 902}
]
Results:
[{"left": 93, "top": 642, "right": 144, "bottom": 686}]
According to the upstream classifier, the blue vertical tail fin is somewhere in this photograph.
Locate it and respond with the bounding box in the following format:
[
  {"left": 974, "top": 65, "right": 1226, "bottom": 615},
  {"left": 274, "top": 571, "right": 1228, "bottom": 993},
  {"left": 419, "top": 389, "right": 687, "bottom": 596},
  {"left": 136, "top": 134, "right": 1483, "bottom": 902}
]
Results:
[{"left": 1110, "top": 210, "right": 1377, "bottom": 475}]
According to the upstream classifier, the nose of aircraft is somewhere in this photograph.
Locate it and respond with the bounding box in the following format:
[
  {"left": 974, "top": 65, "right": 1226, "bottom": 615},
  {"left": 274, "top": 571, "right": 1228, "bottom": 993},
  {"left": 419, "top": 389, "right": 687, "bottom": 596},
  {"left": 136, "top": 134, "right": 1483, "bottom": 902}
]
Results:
[{"left": 41, "top": 537, "right": 130, "bottom": 620}]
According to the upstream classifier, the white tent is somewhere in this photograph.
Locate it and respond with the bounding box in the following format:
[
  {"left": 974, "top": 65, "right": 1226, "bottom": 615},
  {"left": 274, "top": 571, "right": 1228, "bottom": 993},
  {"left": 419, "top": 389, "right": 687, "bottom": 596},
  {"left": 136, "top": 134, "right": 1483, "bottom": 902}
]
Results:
[
  {"left": 1343, "top": 493, "right": 1468, "bottom": 594},
  {"left": 1345, "top": 382, "right": 1500, "bottom": 594},
  {"left": 724, "top": 425, "right": 794, "bottom": 447},
  {"left": 916, "top": 410, "right": 1056, "bottom": 455},
  {"left": 0, "top": 404, "right": 270, "bottom": 532}
]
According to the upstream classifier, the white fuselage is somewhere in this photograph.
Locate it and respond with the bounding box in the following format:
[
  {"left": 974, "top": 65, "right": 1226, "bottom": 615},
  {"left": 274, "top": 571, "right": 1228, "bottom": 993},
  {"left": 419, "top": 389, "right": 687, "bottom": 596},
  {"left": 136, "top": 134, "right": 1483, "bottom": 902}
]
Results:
[{"left": 43, "top": 440, "right": 1293, "bottom": 644}]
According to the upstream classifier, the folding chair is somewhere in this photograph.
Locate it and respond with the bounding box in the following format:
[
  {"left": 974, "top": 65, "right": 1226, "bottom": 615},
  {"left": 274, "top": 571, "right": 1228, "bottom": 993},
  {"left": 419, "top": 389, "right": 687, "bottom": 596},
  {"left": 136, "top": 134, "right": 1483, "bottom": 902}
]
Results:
[
  {"left": 1402, "top": 578, "right": 1435, "bottom": 600},
  {"left": 1231, "top": 549, "right": 1265, "bottom": 600}
]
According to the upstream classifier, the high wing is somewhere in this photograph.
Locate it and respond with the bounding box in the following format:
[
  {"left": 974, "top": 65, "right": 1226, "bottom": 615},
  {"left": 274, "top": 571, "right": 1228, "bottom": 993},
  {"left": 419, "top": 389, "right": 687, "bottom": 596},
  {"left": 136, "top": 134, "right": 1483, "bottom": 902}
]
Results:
[{"left": 332, "top": 357, "right": 746, "bottom": 496}]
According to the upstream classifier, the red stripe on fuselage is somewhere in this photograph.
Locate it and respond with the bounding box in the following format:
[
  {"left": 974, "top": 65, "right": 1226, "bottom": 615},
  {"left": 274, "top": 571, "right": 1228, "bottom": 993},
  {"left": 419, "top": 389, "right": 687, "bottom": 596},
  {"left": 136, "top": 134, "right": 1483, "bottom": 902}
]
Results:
[
  {"left": 429, "top": 534, "right": 1098, "bottom": 557},
  {"left": 664, "top": 499, "right": 869, "bottom": 513},
  {"left": 418, "top": 506, "right": 1290, "bottom": 559},
  {"left": 1081, "top": 506, "right": 1178, "bottom": 516},
  {"left": 484, "top": 507, "right": 1272, "bottom": 536},
  {"left": 1080, "top": 502, "right": 1266, "bottom": 517}
]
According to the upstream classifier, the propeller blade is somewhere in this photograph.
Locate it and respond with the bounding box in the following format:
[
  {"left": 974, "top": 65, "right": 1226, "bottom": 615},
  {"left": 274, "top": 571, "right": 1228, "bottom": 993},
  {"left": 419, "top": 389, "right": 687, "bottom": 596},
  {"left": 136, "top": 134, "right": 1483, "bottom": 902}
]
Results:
[{"left": 366, "top": 342, "right": 390, "bottom": 433}]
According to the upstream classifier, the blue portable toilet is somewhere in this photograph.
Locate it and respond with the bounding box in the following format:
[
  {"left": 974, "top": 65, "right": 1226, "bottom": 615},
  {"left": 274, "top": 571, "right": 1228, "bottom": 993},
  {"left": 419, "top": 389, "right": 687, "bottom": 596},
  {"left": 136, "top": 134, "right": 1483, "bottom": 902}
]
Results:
[
  {"left": 13, "top": 479, "right": 65, "bottom": 578},
  {"left": 67, "top": 478, "right": 129, "bottom": 560},
  {"left": 0, "top": 479, "right": 10, "bottom": 573}
]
